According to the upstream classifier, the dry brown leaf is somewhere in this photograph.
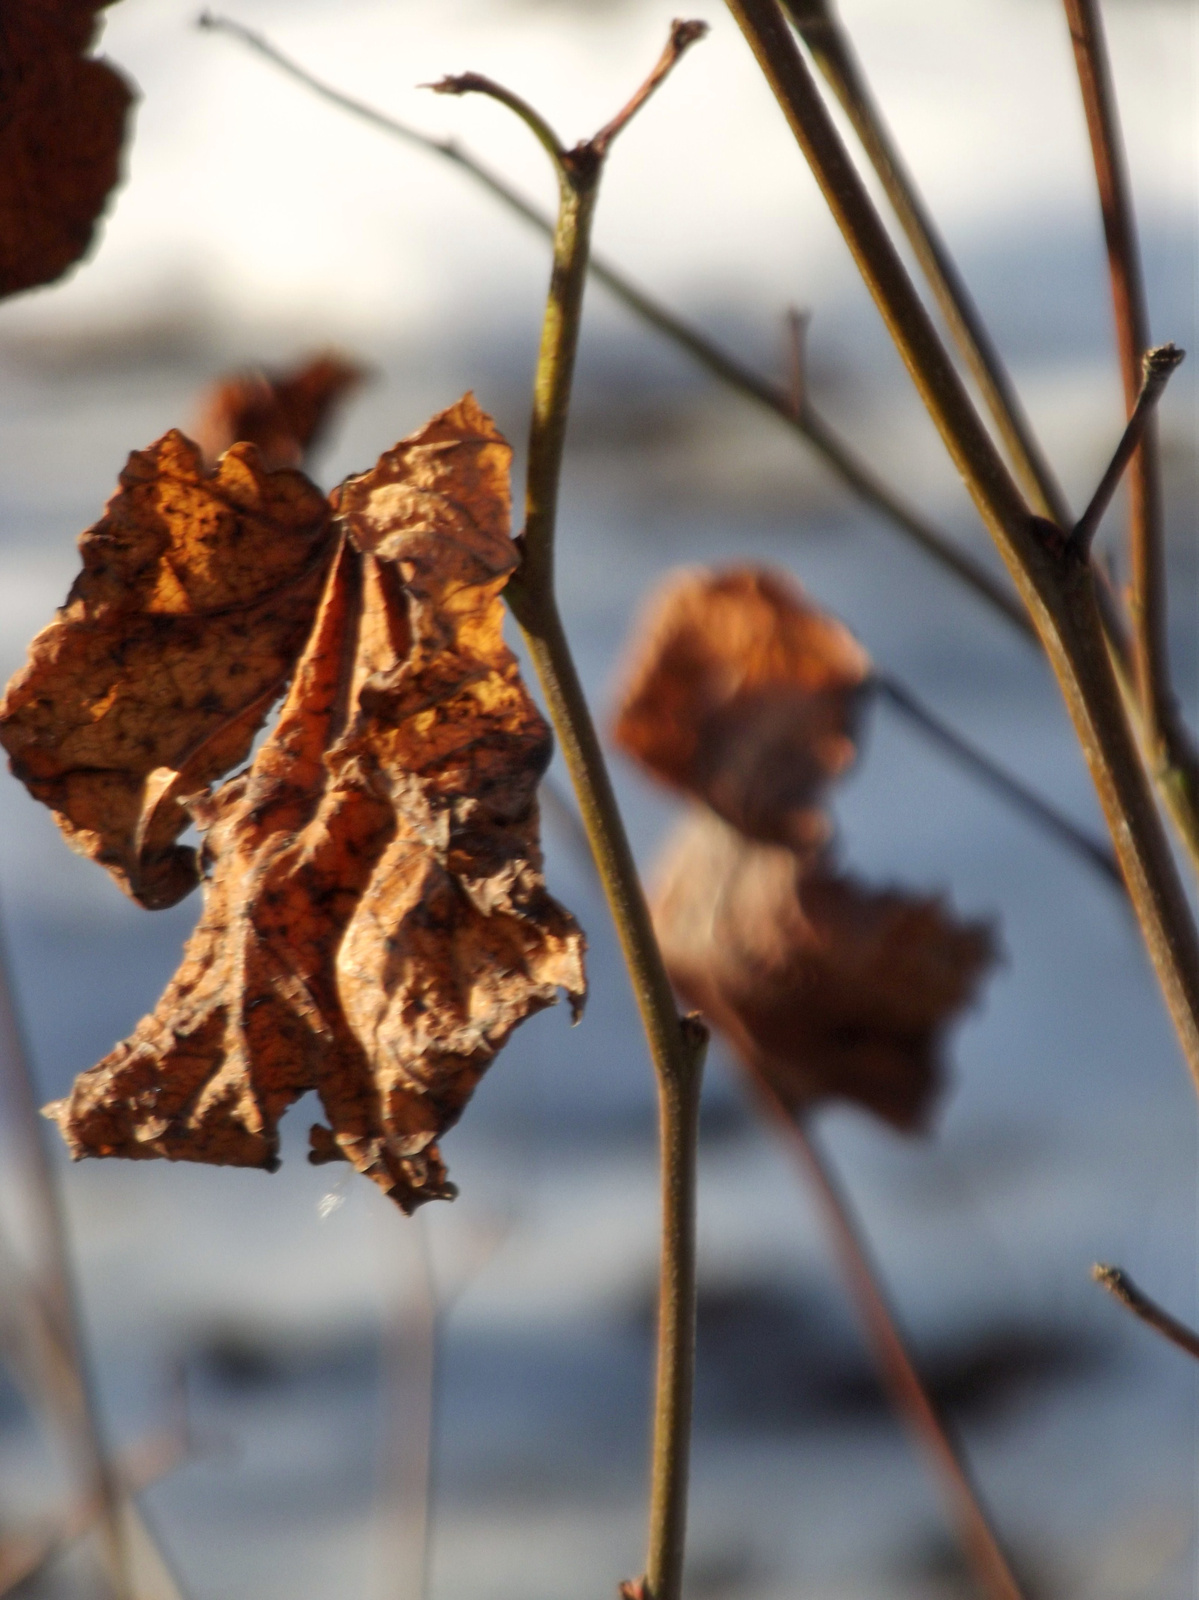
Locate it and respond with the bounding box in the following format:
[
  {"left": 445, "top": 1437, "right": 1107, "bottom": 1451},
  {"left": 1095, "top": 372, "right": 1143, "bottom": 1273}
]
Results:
[
  {"left": 190, "top": 352, "right": 368, "bottom": 472},
  {"left": 651, "top": 810, "right": 994, "bottom": 1131},
  {"left": 0, "top": 1, "right": 134, "bottom": 298},
  {"left": 612, "top": 566, "right": 870, "bottom": 855},
  {"left": 0, "top": 430, "right": 335, "bottom": 907},
  {"left": 45, "top": 396, "right": 586, "bottom": 1212}
]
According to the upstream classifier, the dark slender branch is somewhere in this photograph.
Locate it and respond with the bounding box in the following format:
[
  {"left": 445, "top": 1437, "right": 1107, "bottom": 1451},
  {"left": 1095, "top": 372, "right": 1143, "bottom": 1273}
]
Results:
[
  {"left": 782, "top": 0, "right": 1072, "bottom": 527},
  {"left": 1092, "top": 1264, "right": 1199, "bottom": 1363},
  {"left": 752, "top": 1083, "right": 1025, "bottom": 1600},
  {"left": 1063, "top": 0, "right": 1199, "bottom": 872},
  {"left": 724, "top": 0, "right": 1199, "bottom": 1082},
  {"left": 590, "top": 21, "right": 709, "bottom": 157},
  {"left": 196, "top": 10, "right": 1033, "bottom": 644},
  {"left": 873, "top": 675, "right": 1125, "bottom": 895},
  {"left": 1071, "top": 344, "right": 1184, "bottom": 555},
  {"left": 783, "top": 305, "right": 809, "bottom": 418},
  {"left": 442, "top": 40, "right": 709, "bottom": 1600},
  {"left": 1062, "top": 3, "right": 1156, "bottom": 689}
]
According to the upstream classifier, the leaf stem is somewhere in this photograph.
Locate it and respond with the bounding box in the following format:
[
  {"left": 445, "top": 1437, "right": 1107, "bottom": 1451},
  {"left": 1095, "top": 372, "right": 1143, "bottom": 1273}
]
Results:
[
  {"left": 196, "top": 10, "right": 1032, "bottom": 642},
  {"left": 724, "top": 0, "right": 1199, "bottom": 1085},
  {"left": 1091, "top": 1263, "right": 1199, "bottom": 1363},
  {"left": 756, "top": 1088, "right": 1025, "bottom": 1600},
  {"left": 782, "top": 0, "right": 1072, "bottom": 527},
  {"left": 438, "top": 37, "right": 709, "bottom": 1600}
]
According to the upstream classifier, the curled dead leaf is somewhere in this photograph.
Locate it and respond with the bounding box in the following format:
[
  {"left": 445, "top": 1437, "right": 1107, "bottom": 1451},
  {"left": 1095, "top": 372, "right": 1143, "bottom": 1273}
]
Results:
[
  {"left": 45, "top": 397, "right": 586, "bottom": 1212},
  {"left": 190, "top": 351, "right": 368, "bottom": 472},
  {"left": 0, "top": 431, "right": 335, "bottom": 907},
  {"left": 612, "top": 566, "right": 870, "bottom": 855},
  {"left": 651, "top": 810, "right": 994, "bottom": 1131},
  {"left": 0, "top": 1, "right": 135, "bottom": 298}
]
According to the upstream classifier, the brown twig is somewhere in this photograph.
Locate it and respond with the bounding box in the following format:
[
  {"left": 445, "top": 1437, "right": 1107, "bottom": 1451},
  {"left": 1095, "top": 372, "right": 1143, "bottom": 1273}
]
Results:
[
  {"left": 197, "top": 10, "right": 1033, "bottom": 643},
  {"left": 724, "top": 0, "right": 1199, "bottom": 1084},
  {"left": 1062, "top": 0, "right": 1158, "bottom": 694},
  {"left": 0, "top": 920, "right": 134, "bottom": 1598},
  {"left": 783, "top": 306, "right": 809, "bottom": 418},
  {"left": 751, "top": 1080, "right": 1025, "bottom": 1600},
  {"left": 1091, "top": 1264, "right": 1199, "bottom": 1363},
  {"left": 591, "top": 21, "right": 710, "bottom": 158},
  {"left": 782, "top": 0, "right": 1199, "bottom": 871},
  {"left": 1062, "top": 0, "right": 1199, "bottom": 863},
  {"left": 435, "top": 35, "right": 709, "bottom": 1600},
  {"left": 781, "top": 0, "right": 1071, "bottom": 527},
  {"left": 1071, "top": 345, "right": 1184, "bottom": 555}
]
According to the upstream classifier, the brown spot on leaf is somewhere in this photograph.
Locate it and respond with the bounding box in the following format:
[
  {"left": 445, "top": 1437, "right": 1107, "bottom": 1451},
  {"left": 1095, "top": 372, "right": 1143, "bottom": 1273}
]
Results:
[
  {"left": 44, "top": 397, "right": 586, "bottom": 1211},
  {"left": 0, "top": 430, "right": 335, "bottom": 907},
  {"left": 651, "top": 811, "right": 994, "bottom": 1131},
  {"left": 0, "top": 1, "right": 135, "bottom": 298},
  {"left": 190, "top": 352, "right": 368, "bottom": 473},
  {"left": 612, "top": 566, "right": 870, "bottom": 856}
]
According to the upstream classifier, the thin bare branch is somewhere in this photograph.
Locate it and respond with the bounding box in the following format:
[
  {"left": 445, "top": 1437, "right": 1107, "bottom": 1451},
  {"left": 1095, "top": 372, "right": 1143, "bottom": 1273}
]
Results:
[
  {"left": 1062, "top": 0, "right": 1199, "bottom": 864},
  {"left": 783, "top": 306, "right": 809, "bottom": 417},
  {"left": 874, "top": 675, "right": 1124, "bottom": 895},
  {"left": 782, "top": 0, "right": 1071, "bottom": 527},
  {"left": 428, "top": 73, "right": 566, "bottom": 169},
  {"left": 724, "top": 0, "right": 1199, "bottom": 1082},
  {"left": 1072, "top": 344, "right": 1184, "bottom": 555},
  {"left": 196, "top": 10, "right": 1033, "bottom": 643},
  {"left": 438, "top": 36, "right": 709, "bottom": 1600},
  {"left": 590, "top": 20, "right": 709, "bottom": 158},
  {"left": 1092, "top": 1264, "right": 1199, "bottom": 1363},
  {"left": 0, "top": 924, "right": 134, "bottom": 1597},
  {"left": 1061, "top": 0, "right": 1156, "bottom": 685},
  {"left": 753, "top": 1085, "right": 1025, "bottom": 1600}
]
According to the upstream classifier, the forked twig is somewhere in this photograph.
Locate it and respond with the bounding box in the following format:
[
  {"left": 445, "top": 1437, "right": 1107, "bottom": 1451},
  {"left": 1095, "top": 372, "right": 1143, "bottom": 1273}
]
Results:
[
  {"left": 724, "top": 0, "right": 1199, "bottom": 1083},
  {"left": 1091, "top": 1264, "right": 1199, "bottom": 1363},
  {"left": 750, "top": 1078, "right": 1025, "bottom": 1600},
  {"left": 196, "top": 11, "right": 1033, "bottom": 642},
  {"left": 785, "top": 0, "right": 1199, "bottom": 871},
  {"left": 434, "top": 34, "right": 710, "bottom": 1600},
  {"left": 1062, "top": 0, "right": 1199, "bottom": 864},
  {"left": 1062, "top": 3, "right": 1161, "bottom": 693}
]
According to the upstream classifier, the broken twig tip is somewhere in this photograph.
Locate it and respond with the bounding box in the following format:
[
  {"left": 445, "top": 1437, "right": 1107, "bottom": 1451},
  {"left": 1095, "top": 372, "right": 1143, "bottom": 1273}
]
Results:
[
  {"left": 671, "top": 19, "right": 711, "bottom": 50},
  {"left": 1143, "top": 342, "right": 1184, "bottom": 379}
]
